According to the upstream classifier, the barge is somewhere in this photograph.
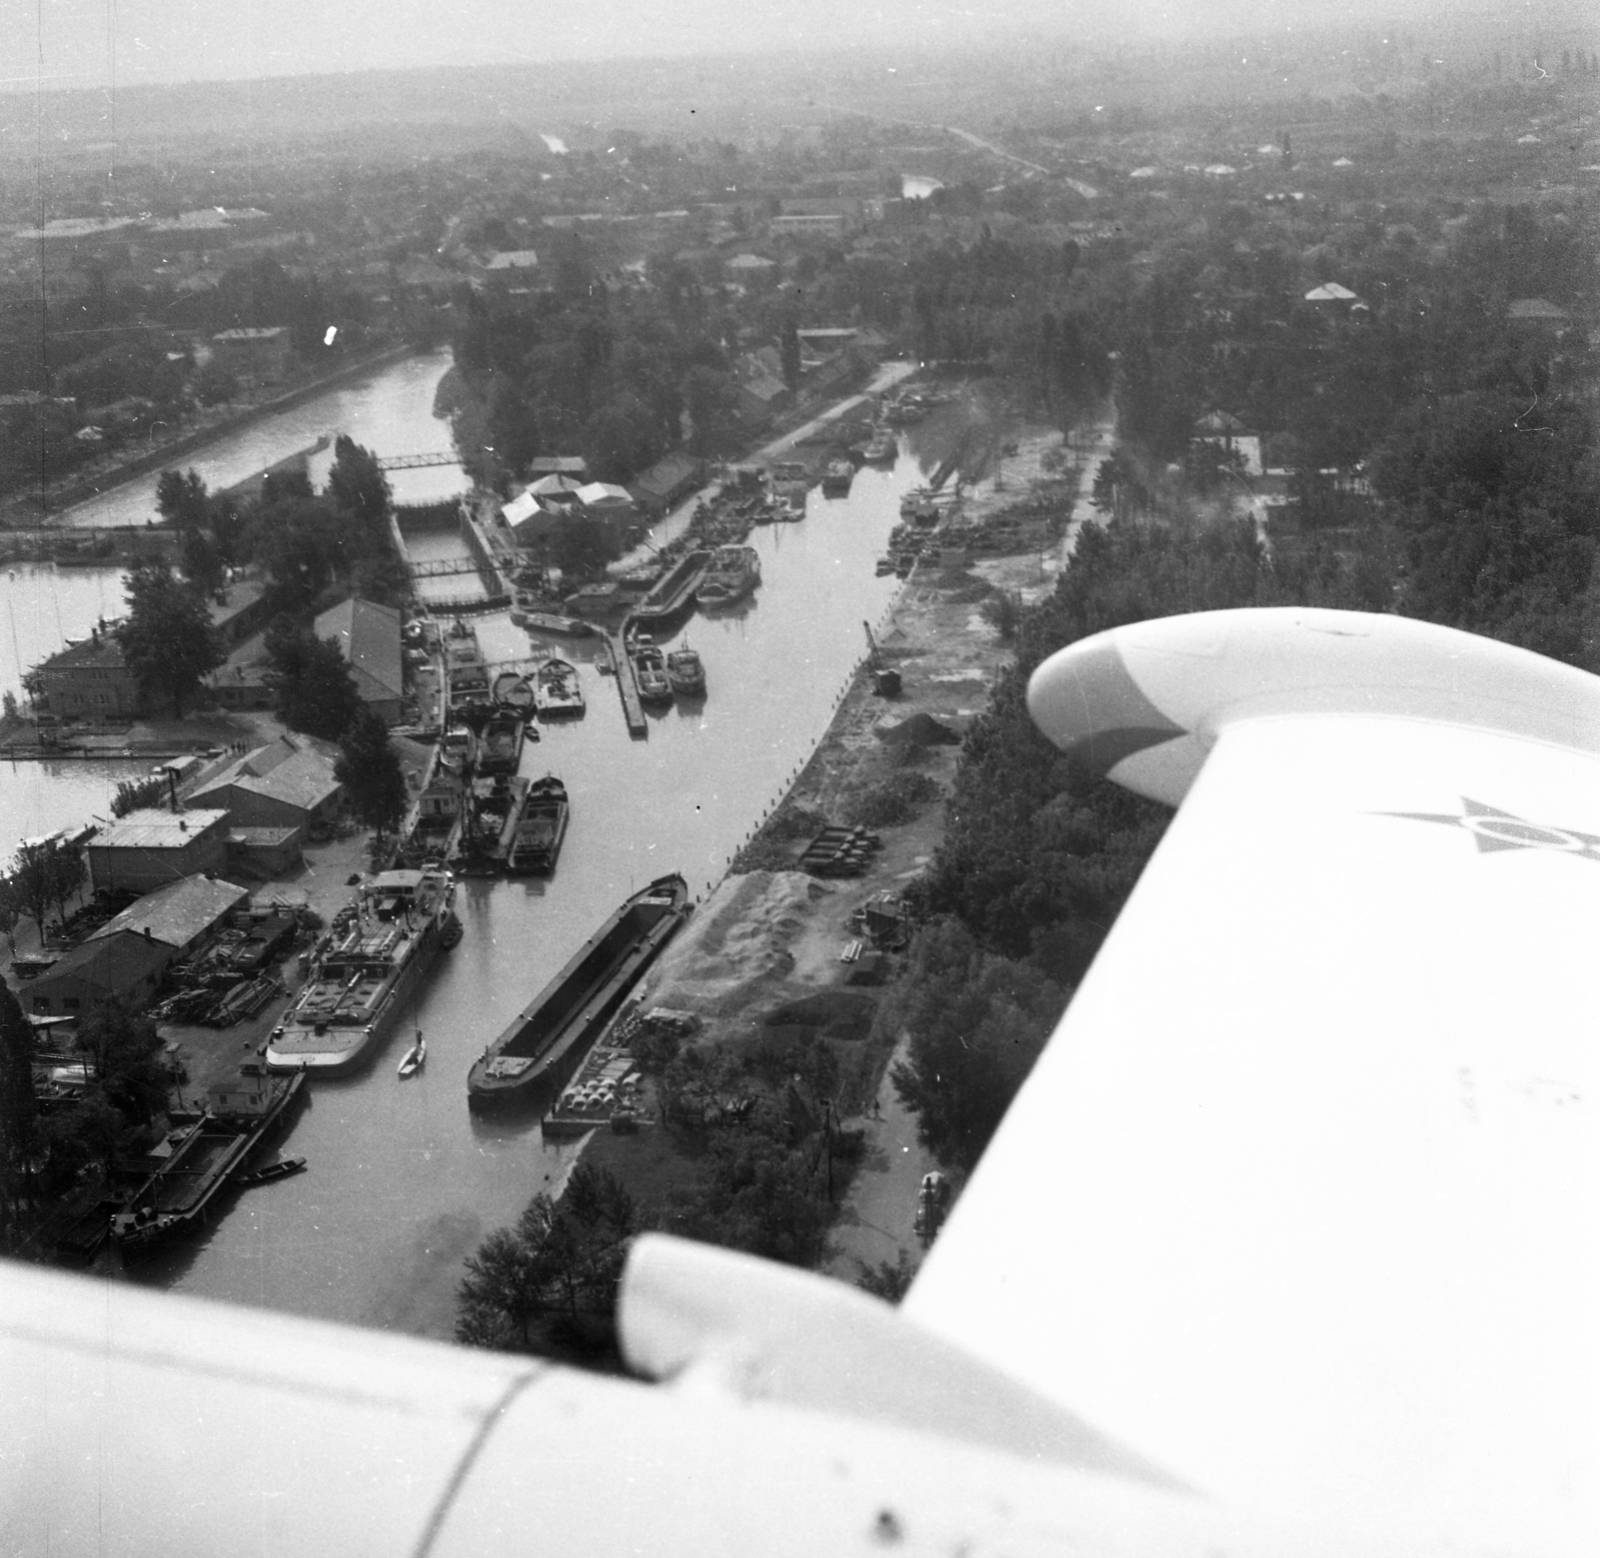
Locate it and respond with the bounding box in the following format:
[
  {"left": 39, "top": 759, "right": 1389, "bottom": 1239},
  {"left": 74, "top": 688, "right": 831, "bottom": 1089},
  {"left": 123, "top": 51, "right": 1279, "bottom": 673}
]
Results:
[
  {"left": 507, "top": 775, "right": 569, "bottom": 875},
  {"left": 467, "top": 874, "right": 690, "bottom": 1112},
  {"left": 264, "top": 867, "right": 460, "bottom": 1075},
  {"left": 478, "top": 710, "right": 528, "bottom": 776},
  {"left": 631, "top": 548, "right": 711, "bottom": 629},
  {"left": 111, "top": 1069, "right": 306, "bottom": 1255}
]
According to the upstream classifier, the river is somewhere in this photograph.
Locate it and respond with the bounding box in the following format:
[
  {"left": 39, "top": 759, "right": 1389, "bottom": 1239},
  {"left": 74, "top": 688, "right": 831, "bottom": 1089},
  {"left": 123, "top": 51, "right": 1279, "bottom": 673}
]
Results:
[
  {"left": 4, "top": 348, "right": 948, "bottom": 1339},
  {"left": 57, "top": 346, "right": 466, "bottom": 530}
]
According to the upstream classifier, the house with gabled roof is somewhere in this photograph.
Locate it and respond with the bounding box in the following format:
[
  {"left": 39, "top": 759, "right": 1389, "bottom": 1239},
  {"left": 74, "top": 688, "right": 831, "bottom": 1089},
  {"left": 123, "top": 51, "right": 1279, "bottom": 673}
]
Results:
[
  {"left": 628, "top": 452, "right": 705, "bottom": 515},
  {"left": 188, "top": 735, "right": 343, "bottom": 837},
  {"left": 313, "top": 597, "right": 404, "bottom": 725}
]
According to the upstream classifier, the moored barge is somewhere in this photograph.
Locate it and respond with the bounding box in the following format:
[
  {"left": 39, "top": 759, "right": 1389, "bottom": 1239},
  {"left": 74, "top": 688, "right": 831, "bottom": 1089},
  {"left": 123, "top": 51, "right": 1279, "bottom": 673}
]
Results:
[
  {"left": 264, "top": 867, "right": 460, "bottom": 1075},
  {"left": 110, "top": 1069, "right": 306, "bottom": 1255},
  {"left": 507, "top": 775, "right": 569, "bottom": 875},
  {"left": 467, "top": 874, "right": 689, "bottom": 1112},
  {"left": 631, "top": 548, "right": 711, "bottom": 629}
]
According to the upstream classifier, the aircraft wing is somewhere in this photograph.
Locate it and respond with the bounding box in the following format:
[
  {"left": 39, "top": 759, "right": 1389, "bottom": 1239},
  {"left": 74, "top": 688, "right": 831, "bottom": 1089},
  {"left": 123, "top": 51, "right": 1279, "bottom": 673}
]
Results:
[
  {"left": 906, "top": 607, "right": 1600, "bottom": 1558},
  {"left": 5, "top": 606, "right": 1596, "bottom": 1557}
]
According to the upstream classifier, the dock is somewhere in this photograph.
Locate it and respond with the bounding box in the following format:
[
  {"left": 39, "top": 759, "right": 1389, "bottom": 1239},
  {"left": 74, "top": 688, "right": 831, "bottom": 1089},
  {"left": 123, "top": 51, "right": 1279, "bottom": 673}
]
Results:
[{"left": 607, "top": 630, "right": 648, "bottom": 737}]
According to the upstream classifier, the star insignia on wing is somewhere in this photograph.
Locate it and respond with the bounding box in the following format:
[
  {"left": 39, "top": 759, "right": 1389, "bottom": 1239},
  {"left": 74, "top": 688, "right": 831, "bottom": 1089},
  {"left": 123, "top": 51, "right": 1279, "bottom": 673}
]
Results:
[{"left": 1379, "top": 797, "right": 1600, "bottom": 860}]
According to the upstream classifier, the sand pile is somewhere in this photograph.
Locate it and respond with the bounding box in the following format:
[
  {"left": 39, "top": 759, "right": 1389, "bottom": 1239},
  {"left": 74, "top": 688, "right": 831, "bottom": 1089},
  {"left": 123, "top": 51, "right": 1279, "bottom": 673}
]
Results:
[
  {"left": 876, "top": 711, "right": 960, "bottom": 747},
  {"left": 647, "top": 870, "right": 831, "bottom": 1020}
]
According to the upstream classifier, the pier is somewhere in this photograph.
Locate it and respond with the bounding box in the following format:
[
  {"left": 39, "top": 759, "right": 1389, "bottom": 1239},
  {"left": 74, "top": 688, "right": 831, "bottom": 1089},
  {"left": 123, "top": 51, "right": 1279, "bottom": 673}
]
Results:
[{"left": 607, "top": 630, "right": 648, "bottom": 738}]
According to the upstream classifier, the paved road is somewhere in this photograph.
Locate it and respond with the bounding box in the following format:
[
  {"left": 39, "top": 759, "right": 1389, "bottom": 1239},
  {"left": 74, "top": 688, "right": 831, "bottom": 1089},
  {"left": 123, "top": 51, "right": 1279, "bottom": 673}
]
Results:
[{"left": 825, "top": 1029, "right": 940, "bottom": 1288}]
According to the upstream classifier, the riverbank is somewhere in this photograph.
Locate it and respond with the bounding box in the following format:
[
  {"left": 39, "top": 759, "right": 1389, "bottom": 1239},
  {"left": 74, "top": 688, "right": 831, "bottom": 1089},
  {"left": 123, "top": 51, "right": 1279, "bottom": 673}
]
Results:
[
  {"left": 581, "top": 419, "right": 1078, "bottom": 1283},
  {"left": 3, "top": 342, "right": 420, "bottom": 530}
]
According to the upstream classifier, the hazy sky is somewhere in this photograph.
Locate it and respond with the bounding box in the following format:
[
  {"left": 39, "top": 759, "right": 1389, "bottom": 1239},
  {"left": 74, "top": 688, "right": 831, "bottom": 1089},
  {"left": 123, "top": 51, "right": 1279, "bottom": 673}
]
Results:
[{"left": 5, "top": 0, "right": 1423, "bottom": 91}]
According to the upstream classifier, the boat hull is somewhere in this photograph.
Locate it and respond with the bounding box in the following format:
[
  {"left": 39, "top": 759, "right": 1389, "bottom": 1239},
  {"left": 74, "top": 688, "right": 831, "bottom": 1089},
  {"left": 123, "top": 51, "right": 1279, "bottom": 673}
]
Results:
[
  {"left": 467, "top": 875, "right": 689, "bottom": 1113},
  {"left": 265, "top": 870, "right": 457, "bottom": 1076},
  {"left": 111, "top": 1074, "right": 305, "bottom": 1255},
  {"left": 507, "top": 779, "right": 569, "bottom": 876}
]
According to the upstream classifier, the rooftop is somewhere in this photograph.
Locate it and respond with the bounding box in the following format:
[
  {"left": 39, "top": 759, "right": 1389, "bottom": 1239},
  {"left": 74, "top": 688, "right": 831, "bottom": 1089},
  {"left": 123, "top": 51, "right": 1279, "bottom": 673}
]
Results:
[
  {"left": 314, "top": 596, "right": 404, "bottom": 702},
  {"left": 89, "top": 876, "right": 249, "bottom": 949},
  {"left": 33, "top": 628, "right": 127, "bottom": 674},
  {"left": 90, "top": 809, "right": 230, "bottom": 850},
  {"left": 192, "top": 737, "right": 342, "bottom": 815},
  {"left": 31, "top": 931, "right": 171, "bottom": 995}
]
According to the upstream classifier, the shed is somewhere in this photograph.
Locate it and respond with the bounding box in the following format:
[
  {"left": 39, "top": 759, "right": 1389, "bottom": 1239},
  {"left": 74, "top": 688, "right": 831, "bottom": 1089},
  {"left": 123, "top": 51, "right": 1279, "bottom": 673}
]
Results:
[
  {"left": 527, "top": 456, "right": 588, "bottom": 480},
  {"left": 87, "top": 809, "right": 231, "bottom": 894},
  {"left": 226, "top": 827, "right": 303, "bottom": 879},
  {"left": 576, "top": 481, "right": 634, "bottom": 512},
  {"left": 628, "top": 452, "right": 705, "bottom": 515},
  {"left": 88, "top": 876, "right": 250, "bottom": 957},
  {"left": 25, "top": 931, "right": 173, "bottom": 1017}
]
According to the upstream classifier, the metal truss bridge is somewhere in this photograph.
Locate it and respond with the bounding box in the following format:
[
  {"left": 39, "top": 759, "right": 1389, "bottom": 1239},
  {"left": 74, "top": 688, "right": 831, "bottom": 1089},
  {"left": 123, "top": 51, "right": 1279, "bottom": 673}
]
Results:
[
  {"left": 377, "top": 451, "right": 460, "bottom": 471},
  {"left": 406, "top": 556, "right": 494, "bottom": 578}
]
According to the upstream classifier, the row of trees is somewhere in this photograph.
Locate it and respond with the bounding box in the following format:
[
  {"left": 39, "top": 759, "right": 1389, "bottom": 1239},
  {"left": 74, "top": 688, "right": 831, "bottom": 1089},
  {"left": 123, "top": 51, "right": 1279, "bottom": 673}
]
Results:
[{"left": 0, "top": 985, "right": 170, "bottom": 1253}]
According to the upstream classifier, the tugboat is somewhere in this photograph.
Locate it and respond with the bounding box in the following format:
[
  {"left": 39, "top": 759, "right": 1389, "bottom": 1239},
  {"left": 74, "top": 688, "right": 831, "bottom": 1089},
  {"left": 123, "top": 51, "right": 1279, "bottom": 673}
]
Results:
[
  {"left": 479, "top": 710, "right": 528, "bottom": 776},
  {"left": 467, "top": 875, "right": 690, "bottom": 1112},
  {"left": 630, "top": 638, "right": 673, "bottom": 707},
  {"left": 821, "top": 458, "right": 854, "bottom": 497},
  {"left": 861, "top": 427, "right": 896, "bottom": 463},
  {"left": 696, "top": 545, "right": 761, "bottom": 611},
  {"left": 533, "top": 657, "right": 585, "bottom": 718},
  {"left": 666, "top": 645, "right": 706, "bottom": 699},
  {"left": 507, "top": 775, "right": 569, "bottom": 875}
]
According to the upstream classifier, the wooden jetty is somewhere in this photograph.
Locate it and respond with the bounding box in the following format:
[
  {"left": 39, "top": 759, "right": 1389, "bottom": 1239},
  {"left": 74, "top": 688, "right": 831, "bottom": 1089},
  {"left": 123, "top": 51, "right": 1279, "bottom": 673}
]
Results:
[{"left": 607, "top": 630, "right": 648, "bottom": 737}]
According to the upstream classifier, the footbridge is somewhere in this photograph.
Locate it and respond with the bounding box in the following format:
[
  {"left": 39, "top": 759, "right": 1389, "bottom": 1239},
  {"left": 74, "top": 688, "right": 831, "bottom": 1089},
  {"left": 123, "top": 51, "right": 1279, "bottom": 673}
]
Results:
[{"left": 377, "top": 451, "right": 460, "bottom": 471}]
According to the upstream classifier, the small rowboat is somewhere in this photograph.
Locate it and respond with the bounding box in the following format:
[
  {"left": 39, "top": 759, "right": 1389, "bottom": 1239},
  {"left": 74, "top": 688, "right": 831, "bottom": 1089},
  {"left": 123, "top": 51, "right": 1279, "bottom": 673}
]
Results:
[
  {"left": 236, "top": 1156, "right": 307, "bottom": 1187},
  {"left": 398, "top": 1033, "right": 427, "bottom": 1077}
]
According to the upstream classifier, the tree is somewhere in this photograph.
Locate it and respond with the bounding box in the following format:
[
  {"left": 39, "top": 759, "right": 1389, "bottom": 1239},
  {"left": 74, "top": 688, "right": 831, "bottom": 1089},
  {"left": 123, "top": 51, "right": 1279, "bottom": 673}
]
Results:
[
  {"left": 780, "top": 315, "right": 801, "bottom": 388},
  {"left": 0, "top": 874, "right": 21, "bottom": 952},
  {"left": 856, "top": 1252, "right": 915, "bottom": 1303},
  {"left": 456, "top": 1164, "right": 637, "bottom": 1352},
  {"left": 264, "top": 620, "right": 364, "bottom": 740},
  {"left": 155, "top": 468, "right": 210, "bottom": 529},
  {"left": 179, "top": 523, "right": 226, "bottom": 597},
  {"left": 681, "top": 366, "right": 739, "bottom": 458},
  {"left": 335, "top": 710, "right": 407, "bottom": 848},
  {"left": 193, "top": 361, "right": 238, "bottom": 405},
  {"left": 668, "top": 1132, "right": 831, "bottom": 1267},
  {"left": 325, "top": 435, "right": 391, "bottom": 546},
  {"left": 11, "top": 838, "right": 85, "bottom": 939},
  {"left": 546, "top": 513, "right": 621, "bottom": 581},
  {"left": 456, "top": 1227, "right": 543, "bottom": 1348},
  {"left": 77, "top": 1004, "right": 169, "bottom": 1127},
  {"left": 0, "top": 981, "right": 38, "bottom": 1250},
  {"left": 888, "top": 919, "right": 1065, "bottom": 1174},
  {"left": 118, "top": 562, "right": 224, "bottom": 718},
  {"left": 255, "top": 497, "right": 344, "bottom": 615}
]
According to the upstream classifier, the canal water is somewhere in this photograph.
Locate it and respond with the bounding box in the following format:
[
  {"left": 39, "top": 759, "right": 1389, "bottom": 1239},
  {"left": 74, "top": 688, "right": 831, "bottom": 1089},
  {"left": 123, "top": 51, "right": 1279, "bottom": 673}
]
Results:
[
  {"left": 56, "top": 346, "right": 466, "bottom": 530},
  {"left": 4, "top": 347, "right": 951, "bottom": 1340}
]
